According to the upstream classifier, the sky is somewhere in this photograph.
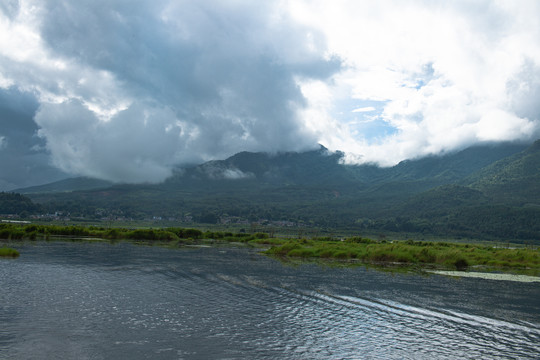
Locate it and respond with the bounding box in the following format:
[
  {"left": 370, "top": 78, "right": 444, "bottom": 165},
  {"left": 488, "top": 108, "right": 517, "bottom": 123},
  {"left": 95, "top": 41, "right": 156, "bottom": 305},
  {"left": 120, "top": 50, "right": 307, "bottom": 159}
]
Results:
[{"left": 1, "top": 0, "right": 540, "bottom": 190}]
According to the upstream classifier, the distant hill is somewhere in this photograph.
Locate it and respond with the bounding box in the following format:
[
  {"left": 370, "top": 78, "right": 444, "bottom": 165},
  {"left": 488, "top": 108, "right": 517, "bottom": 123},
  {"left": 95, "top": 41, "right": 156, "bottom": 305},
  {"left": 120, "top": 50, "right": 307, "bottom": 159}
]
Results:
[
  {"left": 465, "top": 139, "right": 540, "bottom": 205},
  {"left": 388, "top": 142, "right": 529, "bottom": 183},
  {"left": 379, "top": 141, "right": 540, "bottom": 240},
  {"left": 0, "top": 192, "right": 43, "bottom": 215},
  {"left": 21, "top": 140, "right": 540, "bottom": 242},
  {"left": 163, "top": 145, "right": 376, "bottom": 189},
  {"left": 164, "top": 142, "right": 527, "bottom": 190},
  {"left": 15, "top": 177, "right": 114, "bottom": 194}
]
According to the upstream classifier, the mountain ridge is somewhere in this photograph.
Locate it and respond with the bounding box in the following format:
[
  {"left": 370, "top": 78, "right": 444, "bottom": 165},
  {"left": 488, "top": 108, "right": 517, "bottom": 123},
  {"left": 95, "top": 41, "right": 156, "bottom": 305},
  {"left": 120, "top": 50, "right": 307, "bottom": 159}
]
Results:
[
  {"left": 16, "top": 141, "right": 530, "bottom": 194},
  {"left": 14, "top": 177, "right": 114, "bottom": 194},
  {"left": 9, "top": 140, "right": 540, "bottom": 242}
]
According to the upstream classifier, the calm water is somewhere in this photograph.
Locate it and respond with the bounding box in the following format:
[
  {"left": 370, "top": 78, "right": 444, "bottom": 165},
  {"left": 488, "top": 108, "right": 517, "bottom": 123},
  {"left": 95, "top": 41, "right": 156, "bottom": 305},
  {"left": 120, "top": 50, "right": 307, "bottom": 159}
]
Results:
[{"left": 1, "top": 242, "right": 539, "bottom": 359}]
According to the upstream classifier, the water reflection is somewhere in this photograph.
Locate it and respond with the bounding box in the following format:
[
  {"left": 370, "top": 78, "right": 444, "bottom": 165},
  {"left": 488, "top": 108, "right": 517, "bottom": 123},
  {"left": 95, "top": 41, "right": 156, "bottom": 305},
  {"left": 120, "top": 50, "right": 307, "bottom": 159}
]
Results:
[{"left": 1, "top": 242, "right": 539, "bottom": 359}]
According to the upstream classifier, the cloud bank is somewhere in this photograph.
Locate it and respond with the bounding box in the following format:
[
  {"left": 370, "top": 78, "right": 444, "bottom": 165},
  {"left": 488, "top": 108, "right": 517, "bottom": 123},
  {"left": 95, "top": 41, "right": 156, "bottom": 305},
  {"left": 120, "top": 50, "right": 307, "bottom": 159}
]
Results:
[
  {"left": 0, "top": 0, "right": 539, "bottom": 188},
  {"left": 292, "top": 0, "right": 540, "bottom": 164},
  {"left": 0, "top": 87, "right": 66, "bottom": 190}
]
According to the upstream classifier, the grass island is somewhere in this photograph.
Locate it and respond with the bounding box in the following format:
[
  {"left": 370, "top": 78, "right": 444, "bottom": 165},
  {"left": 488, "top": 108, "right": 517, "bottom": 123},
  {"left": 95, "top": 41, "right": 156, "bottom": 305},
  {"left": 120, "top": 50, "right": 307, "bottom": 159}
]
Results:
[{"left": 0, "top": 247, "right": 20, "bottom": 258}]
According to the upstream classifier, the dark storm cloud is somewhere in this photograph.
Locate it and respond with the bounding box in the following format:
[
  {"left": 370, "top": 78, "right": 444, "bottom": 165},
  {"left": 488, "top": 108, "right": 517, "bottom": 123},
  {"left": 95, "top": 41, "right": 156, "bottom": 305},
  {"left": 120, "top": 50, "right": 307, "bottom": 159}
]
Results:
[
  {"left": 0, "top": 87, "right": 66, "bottom": 190},
  {"left": 0, "top": 0, "right": 19, "bottom": 19},
  {"left": 23, "top": 0, "right": 341, "bottom": 183}
]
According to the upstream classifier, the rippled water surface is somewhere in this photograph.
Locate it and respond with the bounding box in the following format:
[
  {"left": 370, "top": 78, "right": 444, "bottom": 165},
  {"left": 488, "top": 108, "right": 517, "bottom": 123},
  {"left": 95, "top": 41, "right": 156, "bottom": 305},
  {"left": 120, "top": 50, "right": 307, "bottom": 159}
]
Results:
[{"left": 1, "top": 241, "right": 539, "bottom": 359}]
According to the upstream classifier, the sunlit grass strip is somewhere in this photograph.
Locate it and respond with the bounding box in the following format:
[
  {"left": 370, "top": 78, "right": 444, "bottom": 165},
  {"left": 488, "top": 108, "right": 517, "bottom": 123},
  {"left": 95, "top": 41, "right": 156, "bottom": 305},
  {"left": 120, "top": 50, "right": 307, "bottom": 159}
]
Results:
[
  {"left": 0, "top": 247, "right": 20, "bottom": 257},
  {"left": 264, "top": 239, "right": 540, "bottom": 272}
]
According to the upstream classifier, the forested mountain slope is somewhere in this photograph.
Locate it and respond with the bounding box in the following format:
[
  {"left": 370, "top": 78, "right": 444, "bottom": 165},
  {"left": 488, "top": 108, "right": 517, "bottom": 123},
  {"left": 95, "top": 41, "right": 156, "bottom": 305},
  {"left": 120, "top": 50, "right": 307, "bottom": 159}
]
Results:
[
  {"left": 0, "top": 192, "right": 43, "bottom": 215},
  {"left": 14, "top": 140, "right": 540, "bottom": 242},
  {"left": 466, "top": 139, "right": 540, "bottom": 204}
]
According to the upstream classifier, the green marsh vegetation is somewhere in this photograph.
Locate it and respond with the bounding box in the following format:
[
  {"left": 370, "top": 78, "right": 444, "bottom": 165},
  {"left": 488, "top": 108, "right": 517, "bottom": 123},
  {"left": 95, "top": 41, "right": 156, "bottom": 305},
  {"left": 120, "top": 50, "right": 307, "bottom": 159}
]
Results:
[
  {"left": 0, "top": 223, "right": 272, "bottom": 246},
  {"left": 1, "top": 223, "right": 539, "bottom": 274},
  {"left": 0, "top": 247, "right": 20, "bottom": 257},
  {"left": 264, "top": 237, "right": 540, "bottom": 275}
]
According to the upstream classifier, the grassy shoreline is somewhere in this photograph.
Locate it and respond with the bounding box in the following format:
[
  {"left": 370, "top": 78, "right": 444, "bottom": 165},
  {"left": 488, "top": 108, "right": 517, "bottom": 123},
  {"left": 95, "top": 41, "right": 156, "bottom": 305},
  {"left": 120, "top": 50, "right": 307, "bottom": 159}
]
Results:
[
  {"left": 264, "top": 237, "right": 540, "bottom": 275},
  {"left": 1, "top": 223, "right": 539, "bottom": 275}
]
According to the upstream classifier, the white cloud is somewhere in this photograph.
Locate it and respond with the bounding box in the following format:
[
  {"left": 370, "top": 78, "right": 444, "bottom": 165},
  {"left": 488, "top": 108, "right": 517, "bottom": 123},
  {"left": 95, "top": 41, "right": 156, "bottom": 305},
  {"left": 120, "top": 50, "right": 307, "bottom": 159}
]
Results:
[
  {"left": 35, "top": 100, "right": 199, "bottom": 183},
  {"left": 223, "top": 169, "right": 254, "bottom": 180},
  {"left": 352, "top": 107, "right": 375, "bottom": 113},
  {"left": 291, "top": 0, "right": 540, "bottom": 165},
  {"left": 198, "top": 162, "right": 254, "bottom": 181}
]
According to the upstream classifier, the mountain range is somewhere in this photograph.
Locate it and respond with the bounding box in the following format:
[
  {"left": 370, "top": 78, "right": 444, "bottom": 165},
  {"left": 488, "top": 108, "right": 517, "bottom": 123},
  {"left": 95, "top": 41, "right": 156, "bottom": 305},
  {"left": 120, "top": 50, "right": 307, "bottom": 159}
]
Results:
[{"left": 9, "top": 139, "right": 540, "bottom": 242}]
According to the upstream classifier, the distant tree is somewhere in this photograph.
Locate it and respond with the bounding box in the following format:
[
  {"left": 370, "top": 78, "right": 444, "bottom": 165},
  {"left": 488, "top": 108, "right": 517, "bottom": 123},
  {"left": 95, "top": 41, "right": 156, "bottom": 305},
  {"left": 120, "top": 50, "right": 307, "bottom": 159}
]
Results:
[{"left": 0, "top": 192, "right": 43, "bottom": 215}]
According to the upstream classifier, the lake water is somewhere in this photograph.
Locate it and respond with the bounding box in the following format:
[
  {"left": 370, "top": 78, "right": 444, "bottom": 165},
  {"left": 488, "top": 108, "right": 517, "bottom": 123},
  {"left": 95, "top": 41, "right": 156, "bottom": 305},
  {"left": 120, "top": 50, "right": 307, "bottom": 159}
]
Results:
[{"left": 1, "top": 241, "right": 539, "bottom": 359}]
